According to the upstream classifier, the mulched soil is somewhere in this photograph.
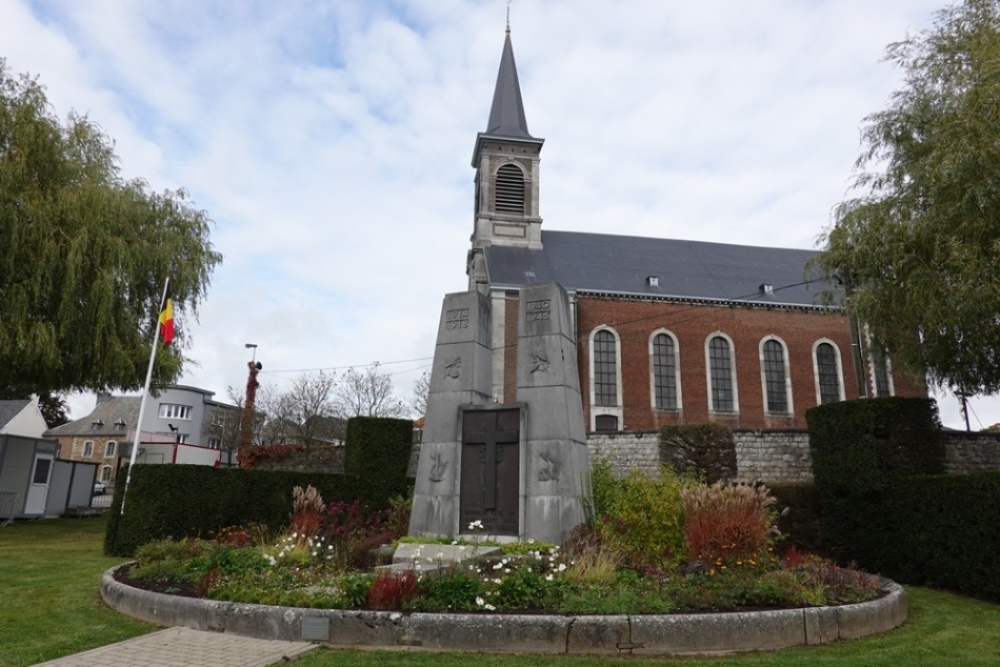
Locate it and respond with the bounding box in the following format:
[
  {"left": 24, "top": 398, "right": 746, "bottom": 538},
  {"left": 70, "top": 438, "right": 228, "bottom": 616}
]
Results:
[{"left": 115, "top": 563, "right": 202, "bottom": 598}]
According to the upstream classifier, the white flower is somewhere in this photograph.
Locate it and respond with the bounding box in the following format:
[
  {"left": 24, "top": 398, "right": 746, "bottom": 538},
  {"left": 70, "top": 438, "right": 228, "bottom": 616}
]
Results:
[
  {"left": 557, "top": 563, "right": 567, "bottom": 572},
  {"left": 484, "top": 603, "right": 496, "bottom": 611},
  {"left": 527, "top": 538, "right": 535, "bottom": 544},
  {"left": 545, "top": 574, "right": 554, "bottom": 581},
  {"left": 476, "top": 596, "right": 485, "bottom": 606}
]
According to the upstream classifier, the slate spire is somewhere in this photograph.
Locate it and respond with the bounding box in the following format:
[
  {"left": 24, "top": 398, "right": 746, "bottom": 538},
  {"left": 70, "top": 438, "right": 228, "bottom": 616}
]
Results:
[{"left": 485, "top": 32, "right": 533, "bottom": 139}]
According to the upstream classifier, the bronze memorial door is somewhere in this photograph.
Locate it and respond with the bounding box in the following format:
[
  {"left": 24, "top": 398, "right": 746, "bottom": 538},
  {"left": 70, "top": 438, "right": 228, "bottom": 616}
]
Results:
[{"left": 460, "top": 408, "right": 520, "bottom": 536}]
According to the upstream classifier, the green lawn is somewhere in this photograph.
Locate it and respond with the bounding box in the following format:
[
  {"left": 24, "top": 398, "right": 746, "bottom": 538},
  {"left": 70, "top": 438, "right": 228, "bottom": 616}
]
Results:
[
  {"left": 2, "top": 517, "right": 999, "bottom": 667},
  {"left": 0, "top": 516, "right": 156, "bottom": 667}
]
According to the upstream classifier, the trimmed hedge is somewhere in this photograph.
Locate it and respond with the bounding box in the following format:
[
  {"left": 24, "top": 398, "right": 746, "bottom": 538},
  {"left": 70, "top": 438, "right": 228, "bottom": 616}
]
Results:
[
  {"left": 872, "top": 473, "right": 1000, "bottom": 602},
  {"left": 805, "top": 397, "right": 944, "bottom": 562},
  {"left": 104, "top": 465, "right": 358, "bottom": 557},
  {"left": 768, "top": 483, "right": 821, "bottom": 555},
  {"left": 659, "top": 423, "right": 737, "bottom": 483},
  {"left": 344, "top": 416, "right": 413, "bottom": 506}
]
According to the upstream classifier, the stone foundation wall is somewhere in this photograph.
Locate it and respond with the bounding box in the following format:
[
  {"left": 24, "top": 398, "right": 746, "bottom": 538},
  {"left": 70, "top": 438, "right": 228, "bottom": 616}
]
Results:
[
  {"left": 942, "top": 431, "right": 1000, "bottom": 475},
  {"left": 261, "top": 430, "right": 1000, "bottom": 484},
  {"left": 587, "top": 430, "right": 815, "bottom": 483}
]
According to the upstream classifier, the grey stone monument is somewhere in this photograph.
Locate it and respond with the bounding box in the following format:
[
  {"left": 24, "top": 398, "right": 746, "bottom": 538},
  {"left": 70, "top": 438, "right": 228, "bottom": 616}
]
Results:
[
  {"left": 516, "top": 282, "right": 590, "bottom": 544},
  {"left": 408, "top": 283, "right": 590, "bottom": 544},
  {"left": 408, "top": 290, "right": 494, "bottom": 538}
]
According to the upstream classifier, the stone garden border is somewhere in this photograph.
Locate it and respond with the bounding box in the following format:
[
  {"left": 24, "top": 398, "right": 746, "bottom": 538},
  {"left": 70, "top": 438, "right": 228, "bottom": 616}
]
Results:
[{"left": 101, "top": 565, "right": 907, "bottom": 655}]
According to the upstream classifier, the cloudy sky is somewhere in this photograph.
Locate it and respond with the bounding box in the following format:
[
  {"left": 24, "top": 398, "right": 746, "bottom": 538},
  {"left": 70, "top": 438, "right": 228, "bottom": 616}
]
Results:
[{"left": 4, "top": 0, "right": 993, "bottom": 429}]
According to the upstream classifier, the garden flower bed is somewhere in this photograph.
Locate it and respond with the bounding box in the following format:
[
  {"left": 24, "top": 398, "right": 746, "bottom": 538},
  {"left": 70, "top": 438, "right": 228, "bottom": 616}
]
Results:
[{"left": 119, "top": 468, "right": 887, "bottom": 616}]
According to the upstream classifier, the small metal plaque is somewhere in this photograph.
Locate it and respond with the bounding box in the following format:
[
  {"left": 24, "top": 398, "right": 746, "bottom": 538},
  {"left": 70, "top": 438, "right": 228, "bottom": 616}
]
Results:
[{"left": 301, "top": 616, "right": 330, "bottom": 641}]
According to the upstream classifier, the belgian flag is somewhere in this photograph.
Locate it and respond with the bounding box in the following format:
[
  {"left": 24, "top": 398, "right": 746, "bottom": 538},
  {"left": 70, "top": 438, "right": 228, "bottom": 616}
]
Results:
[{"left": 158, "top": 288, "right": 175, "bottom": 346}]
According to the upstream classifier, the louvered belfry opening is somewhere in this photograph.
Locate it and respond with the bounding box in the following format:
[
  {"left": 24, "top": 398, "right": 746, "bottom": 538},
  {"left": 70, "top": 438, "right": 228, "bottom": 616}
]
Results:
[{"left": 494, "top": 163, "right": 525, "bottom": 214}]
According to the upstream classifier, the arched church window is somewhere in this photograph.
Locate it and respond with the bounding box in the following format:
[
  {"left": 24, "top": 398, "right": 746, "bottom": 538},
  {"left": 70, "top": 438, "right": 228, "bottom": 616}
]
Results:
[
  {"left": 651, "top": 332, "right": 679, "bottom": 410},
  {"left": 761, "top": 338, "right": 790, "bottom": 414},
  {"left": 814, "top": 341, "right": 843, "bottom": 404},
  {"left": 594, "top": 329, "right": 618, "bottom": 407},
  {"left": 872, "top": 349, "right": 893, "bottom": 397},
  {"left": 495, "top": 163, "right": 525, "bottom": 214},
  {"left": 708, "top": 335, "right": 736, "bottom": 412}
]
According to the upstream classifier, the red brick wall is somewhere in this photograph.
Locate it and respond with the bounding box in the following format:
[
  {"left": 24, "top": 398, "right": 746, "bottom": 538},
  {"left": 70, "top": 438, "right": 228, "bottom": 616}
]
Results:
[{"left": 573, "top": 296, "right": 926, "bottom": 431}]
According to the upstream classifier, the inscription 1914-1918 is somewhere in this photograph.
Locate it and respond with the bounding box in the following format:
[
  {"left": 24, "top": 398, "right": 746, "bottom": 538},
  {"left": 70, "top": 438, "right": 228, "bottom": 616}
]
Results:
[
  {"left": 446, "top": 308, "right": 469, "bottom": 330},
  {"left": 526, "top": 300, "right": 551, "bottom": 322}
]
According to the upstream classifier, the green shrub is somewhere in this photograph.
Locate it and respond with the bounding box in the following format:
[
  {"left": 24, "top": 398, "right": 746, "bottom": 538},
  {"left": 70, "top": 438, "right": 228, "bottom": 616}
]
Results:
[
  {"left": 768, "top": 483, "right": 821, "bottom": 554},
  {"left": 805, "top": 397, "right": 944, "bottom": 561},
  {"left": 105, "top": 464, "right": 361, "bottom": 557},
  {"left": 344, "top": 416, "right": 413, "bottom": 507},
  {"left": 659, "top": 423, "right": 737, "bottom": 483},
  {"left": 595, "top": 467, "right": 686, "bottom": 568}
]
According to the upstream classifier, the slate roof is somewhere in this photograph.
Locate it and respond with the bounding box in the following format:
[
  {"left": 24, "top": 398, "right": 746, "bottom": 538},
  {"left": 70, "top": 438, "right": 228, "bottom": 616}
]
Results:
[
  {"left": 0, "top": 399, "right": 32, "bottom": 430},
  {"left": 486, "top": 33, "right": 533, "bottom": 139},
  {"left": 483, "top": 230, "right": 838, "bottom": 308},
  {"left": 44, "top": 396, "right": 140, "bottom": 438}
]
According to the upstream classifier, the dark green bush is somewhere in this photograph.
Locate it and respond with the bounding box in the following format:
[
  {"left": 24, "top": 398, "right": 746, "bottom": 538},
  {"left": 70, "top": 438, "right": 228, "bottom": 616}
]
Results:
[
  {"left": 805, "top": 397, "right": 944, "bottom": 561},
  {"left": 768, "top": 483, "right": 821, "bottom": 554},
  {"left": 344, "top": 416, "right": 413, "bottom": 507},
  {"left": 104, "top": 465, "right": 359, "bottom": 557},
  {"left": 659, "top": 423, "right": 737, "bottom": 483},
  {"left": 868, "top": 473, "right": 1000, "bottom": 603}
]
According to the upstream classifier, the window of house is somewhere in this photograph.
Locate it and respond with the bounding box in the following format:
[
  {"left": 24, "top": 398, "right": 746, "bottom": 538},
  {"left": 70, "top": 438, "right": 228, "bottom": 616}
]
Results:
[
  {"left": 652, "top": 332, "right": 679, "bottom": 410},
  {"left": 158, "top": 404, "right": 192, "bottom": 420},
  {"left": 494, "top": 163, "right": 525, "bottom": 214},
  {"left": 104, "top": 441, "right": 116, "bottom": 458},
  {"left": 83, "top": 441, "right": 94, "bottom": 458},
  {"left": 594, "top": 329, "right": 618, "bottom": 407},
  {"left": 872, "top": 350, "right": 893, "bottom": 397},
  {"left": 207, "top": 437, "right": 222, "bottom": 449},
  {"left": 815, "top": 342, "right": 843, "bottom": 404},
  {"left": 100, "top": 465, "right": 111, "bottom": 483},
  {"left": 175, "top": 434, "right": 188, "bottom": 444},
  {"left": 708, "top": 335, "right": 736, "bottom": 412},
  {"left": 594, "top": 414, "right": 619, "bottom": 432},
  {"left": 762, "top": 339, "right": 790, "bottom": 414}
]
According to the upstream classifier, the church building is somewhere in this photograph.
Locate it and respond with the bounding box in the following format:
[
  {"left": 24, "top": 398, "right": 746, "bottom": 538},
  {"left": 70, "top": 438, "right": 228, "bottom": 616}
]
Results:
[{"left": 466, "top": 32, "right": 925, "bottom": 433}]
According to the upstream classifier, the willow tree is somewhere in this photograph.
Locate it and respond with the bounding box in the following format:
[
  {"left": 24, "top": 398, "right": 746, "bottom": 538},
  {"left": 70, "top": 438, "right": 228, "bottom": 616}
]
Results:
[
  {"left": 816, "top": 0, "right": 1000, "bottom": 397},
  {"left": 0, "top": 60, "right": 222, "bottom": 394}
]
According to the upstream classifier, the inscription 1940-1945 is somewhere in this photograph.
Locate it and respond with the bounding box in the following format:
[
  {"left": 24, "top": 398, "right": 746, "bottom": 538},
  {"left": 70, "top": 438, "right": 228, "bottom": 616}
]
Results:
[
  {"left": 526, "top": 299, "right": 551, "bottom": 322},
  {"left": 446, "top": 308, "right": 469, "bottom": 330}
]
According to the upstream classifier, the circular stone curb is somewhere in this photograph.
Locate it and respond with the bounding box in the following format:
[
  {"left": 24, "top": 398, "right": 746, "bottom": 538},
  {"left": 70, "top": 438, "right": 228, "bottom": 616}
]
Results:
[{"left": 101, "top": 565, "right": 907, "bottom": 655}]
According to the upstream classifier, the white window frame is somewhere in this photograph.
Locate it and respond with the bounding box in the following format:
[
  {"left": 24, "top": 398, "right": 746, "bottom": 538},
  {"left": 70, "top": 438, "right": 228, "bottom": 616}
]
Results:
[
  {"left": 589, "top": 326, "right": 624, "bottom": 431},
  {"left": 649, "top": 329, "right": 682, "bottom": 411},
  {"left": 82, "top": 440, "right": 94, "bottom": 458},
  {"left": 759, "top": 335, "right": 794, "bottom": 416},
  {"left": 100, "top": 465, "right": 112, "bottom": 483},
  {"left": 104, "top": 441, "right": 117, "bottom": 458},
  {"left": 812, "top": 339, "right": 846, "bottom": 405},
  {"left": 158, "top": 404, "right": 192, "bottom": 420},
  {"left": 705, "top": 332, "right": 739, "bottom": 414}
]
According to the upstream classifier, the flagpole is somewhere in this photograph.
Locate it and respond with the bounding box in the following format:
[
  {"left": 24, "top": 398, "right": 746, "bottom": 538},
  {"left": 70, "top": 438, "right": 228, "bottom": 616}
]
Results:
[{"left": 120, "top": 277, "right": 170, "bottom": 516}]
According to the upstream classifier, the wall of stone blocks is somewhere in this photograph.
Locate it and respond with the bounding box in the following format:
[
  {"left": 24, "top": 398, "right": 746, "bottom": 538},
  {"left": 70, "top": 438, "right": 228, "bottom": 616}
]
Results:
[
  {"left": 587, "top": 430, "right": 815, "bottom": 484},
  {"left": 941, "top": 431, "right": 1000, "bottom": 475}
]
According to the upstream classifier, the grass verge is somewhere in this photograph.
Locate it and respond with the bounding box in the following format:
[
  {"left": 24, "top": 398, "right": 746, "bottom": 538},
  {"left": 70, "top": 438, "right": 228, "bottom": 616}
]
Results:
[{"left": 0, "top": 516, "right": 156, "bottom": 667}]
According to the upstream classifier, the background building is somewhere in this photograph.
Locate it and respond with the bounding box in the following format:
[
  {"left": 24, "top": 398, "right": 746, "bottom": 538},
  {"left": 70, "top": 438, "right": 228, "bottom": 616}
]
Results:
[{"left": 45, "top": 385, "right": 238, "bottom": 486}]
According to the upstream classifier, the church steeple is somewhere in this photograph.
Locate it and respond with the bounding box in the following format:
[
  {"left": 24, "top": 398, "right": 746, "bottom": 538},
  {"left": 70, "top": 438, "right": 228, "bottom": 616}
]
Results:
[
  {"left": 485, "top": 33, "right": 533, "bottom": 140},
  {"left": 468, "top": 31, "right": 545, "bottom": 291}
]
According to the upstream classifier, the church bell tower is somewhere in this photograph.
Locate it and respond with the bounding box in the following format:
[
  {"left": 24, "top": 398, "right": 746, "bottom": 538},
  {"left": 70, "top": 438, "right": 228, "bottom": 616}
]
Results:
[{"left": 468, "top": 29, "right": 545, "bottom": 291}]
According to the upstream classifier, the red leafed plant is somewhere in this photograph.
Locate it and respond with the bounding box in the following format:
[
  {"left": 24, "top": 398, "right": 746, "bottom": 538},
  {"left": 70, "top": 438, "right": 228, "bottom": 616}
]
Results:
[
  {"left": 367, "top": 569, "right": 417, "bottom": 610},
  {"left": 681, "top": 481, "right": 780, "bottom": 563}
]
